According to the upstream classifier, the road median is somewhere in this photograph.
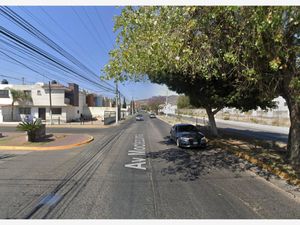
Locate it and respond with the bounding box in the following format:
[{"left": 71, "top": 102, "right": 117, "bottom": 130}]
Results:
[{"left": 0, "top": 133, "right": 94, "bottom": 151}]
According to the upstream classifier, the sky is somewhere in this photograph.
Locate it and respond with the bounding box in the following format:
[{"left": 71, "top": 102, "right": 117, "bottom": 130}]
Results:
[{"left": 0, "top": 6, "right": 177, "bottom": 101}]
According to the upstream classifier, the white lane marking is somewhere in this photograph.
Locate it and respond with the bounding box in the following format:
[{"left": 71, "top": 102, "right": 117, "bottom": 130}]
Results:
[
  {"left": 125, "top": 134, "right": 147, "bottom": 170},
  {"left": 124, "top": 158, "right": 146, "bottom": 170},
  {"left": 128, "top": 150, "right": 145, "bottom": 155}
]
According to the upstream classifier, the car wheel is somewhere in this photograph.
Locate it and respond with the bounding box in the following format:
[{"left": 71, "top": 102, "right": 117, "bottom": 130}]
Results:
[{"left": 176, "top": 139, "right": 180, "bottom": 147}]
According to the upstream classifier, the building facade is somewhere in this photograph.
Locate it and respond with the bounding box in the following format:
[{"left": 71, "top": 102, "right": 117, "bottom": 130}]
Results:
[
  {"left": 0, "top": 82, "right": 87, "bottom": 124},
  {"left": 86, "top": 93, "right": 113, "bottom": 107}
]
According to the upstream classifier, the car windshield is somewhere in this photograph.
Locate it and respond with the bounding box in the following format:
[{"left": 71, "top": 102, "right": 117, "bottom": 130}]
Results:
[
  {"left": 137, "top": 115, "right": 143, "bottom": 117},
  {"left": 177, "top": 125, "right": 198, "bottom": 132}
]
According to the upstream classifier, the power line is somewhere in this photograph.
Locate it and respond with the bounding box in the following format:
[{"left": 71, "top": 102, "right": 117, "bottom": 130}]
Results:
[
  {"left": 0, "top": 25, "right": 115, "bottom": 93},
  {"left": 0, "top": 46, "right": 114, "bottom": 96},
  {"left": 83, "top": 7, "right": 110, "bottom": 50},
  {"left": 0, "top": 38, "right": 92, "bottom": 85},
  {"left": 0, "top": 74, "right": 34, "bottom": 84},
  {"left": 0, "top": 49, "right": 52, "bottom": 81},
  {"left": 72, "top": 7, "right": 109, "bottom": 53},
  {"left": 38, "top": 7, "right": 99, "bottom": 70},
  {"left": 0, "top": 6, "right": 129, "bottom": 100},
  {"left": 94, "top": 7, "right": 114, "bottom": 43},
  {"left": 0, "top": 6, "right": 116, "bottom": 92}
]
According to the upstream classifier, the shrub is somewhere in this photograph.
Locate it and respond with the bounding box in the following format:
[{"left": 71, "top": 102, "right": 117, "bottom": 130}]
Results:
[
  {"left": 17, "top": 119, "right": 43, "bottom": 142},
  {"left": 250, "top": 118, "right": 259, "bottom": 123},
  {"left": 223, "top": 116, "right": 230, "bottom": 120}
]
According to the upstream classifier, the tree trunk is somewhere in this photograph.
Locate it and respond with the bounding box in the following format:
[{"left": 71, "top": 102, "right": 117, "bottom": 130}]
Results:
[
  {"left": 282, "top": 74, "right": 300, "bottom": 173},
  {"left": 11, "top": 103, "right": 14, "bottom": 121},
  {"left": 285, "top": 97, "right": 300, "bottom": 173},
  {"left": 206, "top": 107, "right": 218, "bottom": 136}
]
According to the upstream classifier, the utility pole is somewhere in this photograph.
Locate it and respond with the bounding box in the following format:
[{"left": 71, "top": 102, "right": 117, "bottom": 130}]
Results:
[
  {"left": 118, "top": 92, "right": 120, "bottom": 120},
  {"left": 115, "top": 82, "right": 118, "bottom": 125},
  {"left": 131, "top": 97, "right": 134, "bottom": 115},
  {"left": 49, "top": 81, "right": 53, "bottom": 125},
  {"left": 22, "top": 77, "right": 25, "bottom": 85}
]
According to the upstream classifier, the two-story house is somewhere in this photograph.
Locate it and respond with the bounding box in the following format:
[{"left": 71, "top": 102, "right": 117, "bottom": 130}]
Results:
[{"left": 0, "top": 82, "right": 87, "bottom": 123}]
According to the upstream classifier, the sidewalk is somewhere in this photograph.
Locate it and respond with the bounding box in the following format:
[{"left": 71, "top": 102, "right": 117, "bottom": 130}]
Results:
[
  {"left": 47, "top": 121, "right": 107, "bottom": 129},
  {"left": 0, "top": 132, "right": 93, "bottom": 150},
  {"left": 0, "top": 118, "right": 128, "bottom": 129}
]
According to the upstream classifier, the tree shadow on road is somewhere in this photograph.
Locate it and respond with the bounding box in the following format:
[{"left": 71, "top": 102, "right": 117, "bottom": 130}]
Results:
[
  {"left": 147, "top": 136, "right": 274, "bottom": 182},
  {"left": 35, "top": 134, "right": 55, "bottom": 143},
  {"left": 156, "top": 136, "right": 174, "bottom": 146},
  {"left": 147, "top": 146, "right": 247, "bottom": 182}
]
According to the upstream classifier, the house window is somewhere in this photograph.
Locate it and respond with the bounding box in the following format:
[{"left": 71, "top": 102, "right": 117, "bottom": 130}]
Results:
[
  {"left": 0, "top": 90, "right": 9, "bottom": 98},
  {"left": 37, "top": 90, "right": 41, "bottom": 95},
  {"left": 23, "top": 90, "right": 31, "bottom": 97},
  {"left": 284, "top": 102, "right": 287, "bottom": 107},
  {"left": 19, "top": 107, "right": 31, "bottom": 114},
  {"left": 52, "top": 108, "right": 62, "bottom": 115}
]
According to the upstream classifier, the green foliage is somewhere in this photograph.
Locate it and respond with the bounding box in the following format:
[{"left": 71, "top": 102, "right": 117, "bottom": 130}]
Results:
[
  {"left": 103, "top": 6, "right": 300, "bottom": 165},
  {"left": 17, "top": 119, "right": 42, "bottom": 132},
  {"left": 290, "top": 77, "right": 300, "bottom": 102},
  {"left": 223, "top": 116, "right": 230, "bottom": 120},
  {"left": 8, "top": 88, "right": 32, "bottom": 121},
  {"left": 104, "top": 6, "right": 277, "bottom": 113},
  {"left": 9, "top": 88, "right": 32, "bottom": 103},
  {"left": 147, "top": 96, "right": 165, "bottom": 113},
  {"left": 250, "top": 118, "right": 259, "bottom": 124},
  {"left": 177, "top": 95, "right": 192, "bottom": 109},
  {"left": 140, "top": 104, "right": 150, "bottom": 111}
]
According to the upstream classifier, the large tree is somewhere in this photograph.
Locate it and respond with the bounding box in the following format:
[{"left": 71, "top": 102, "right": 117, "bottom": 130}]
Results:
[
  {"left": 104, "top": 6, "right": 300, "bottom": 169},
  {"left": 104, "top": 6, "right": 274, "bottom": 136},
  {"left": 208, "top": 7, "right": 300, "bottom": 170},
  {"left": 177, "top": 95, "right": 192, "bottom": 109},
  {"left": 148, "top": 96, "right": 165, "bottom": 114}
]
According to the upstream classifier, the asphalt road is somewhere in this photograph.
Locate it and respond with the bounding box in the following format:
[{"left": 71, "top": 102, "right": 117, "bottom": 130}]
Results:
[
  {"left": 0, "top": 115, "right": 299, "bottom": 219},
  {"left": 0, "top": 115, "right": 289, "bottom": 143}
]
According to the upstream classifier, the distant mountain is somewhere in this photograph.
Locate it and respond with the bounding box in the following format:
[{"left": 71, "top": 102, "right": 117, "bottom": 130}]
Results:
[{"left": 136, "top": 95, "right": 179, "bottom": 106}]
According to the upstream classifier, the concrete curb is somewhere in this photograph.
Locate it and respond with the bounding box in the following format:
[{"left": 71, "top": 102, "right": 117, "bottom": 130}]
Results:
[
  {"left": 157, "top": 116, "right": 300, "bottom": 187},
  {"left": 214, "top": 141, "right": 300, "bottom": 187},
  {"left": 0, "top": 135, "right": 94, "bottom": 151},
  {"left": 157, "top": 116, "right": 173, "bottom": 126}
]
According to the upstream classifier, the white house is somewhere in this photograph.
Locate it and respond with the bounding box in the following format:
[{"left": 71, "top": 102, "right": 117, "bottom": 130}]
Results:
[{"left": 0, "top": 82, "right": 87, "bottom": 124}]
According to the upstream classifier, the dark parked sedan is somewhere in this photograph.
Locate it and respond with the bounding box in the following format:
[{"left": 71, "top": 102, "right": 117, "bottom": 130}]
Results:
[{"left": 170, "top": 124, "right": 207, "bottom": 148}]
